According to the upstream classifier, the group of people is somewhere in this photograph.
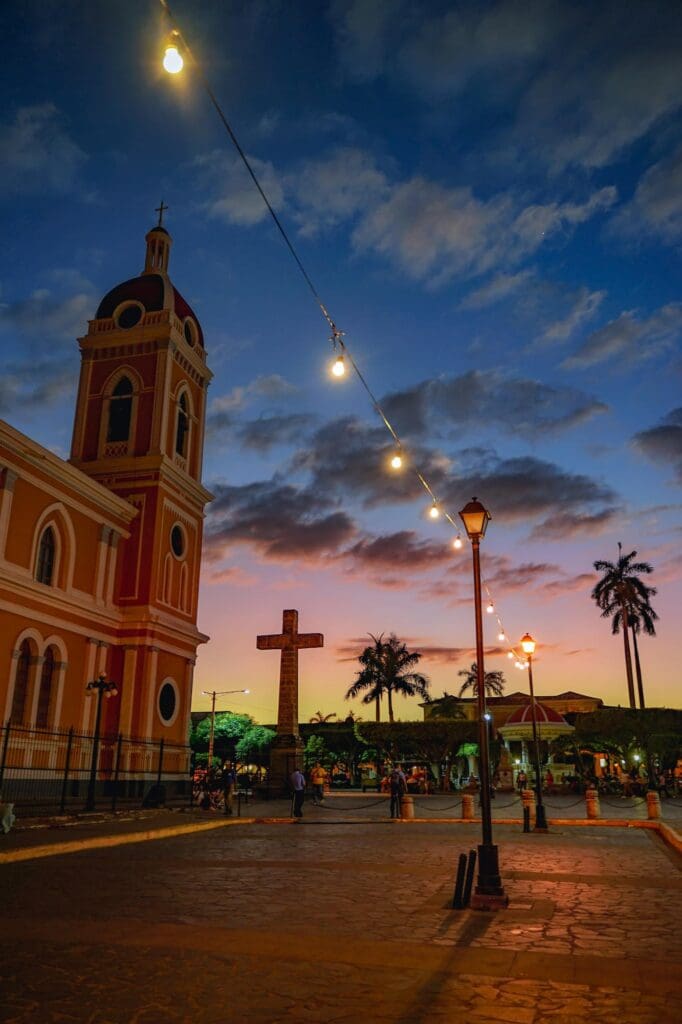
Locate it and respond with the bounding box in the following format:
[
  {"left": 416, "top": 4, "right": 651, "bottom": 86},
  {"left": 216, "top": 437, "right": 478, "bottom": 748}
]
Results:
[
  {"left": 289, "top": 762, "right": 327, "bottom": 818},
  {"left": 193, "top": 764, "right": 237, "bottom": 814}
]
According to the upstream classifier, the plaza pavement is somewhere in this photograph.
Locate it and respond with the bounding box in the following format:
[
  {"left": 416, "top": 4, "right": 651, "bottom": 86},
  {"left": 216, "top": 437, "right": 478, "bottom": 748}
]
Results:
[{"left": 1, "top": 797, "right": 681, "bottom": 1023}]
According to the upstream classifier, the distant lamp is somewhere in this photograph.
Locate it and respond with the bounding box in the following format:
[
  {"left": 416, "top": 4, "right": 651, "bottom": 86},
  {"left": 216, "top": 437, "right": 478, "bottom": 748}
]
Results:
[
  {"left": 163, "top": 40, "right": 184, "bottom": 74},
  {"left": 390, "top": 451, "right": 403, "bottom": 470},
  {"left": 498, "top": 631, "right": 505, "bottom": 642},
  {"left": 453, "top": 534, "right": 463, "bottom": 550},
  {"left": 520, "top": 632, "right": 536, "bottom": 656},
  {"left": 458, "top": 496, "right": 491, "bottom": 540},
  {"left": 331, "top": 354, "right": 345, "bottom": 377},
  {"left": 429, "top": 502, "right": 440, "bottom": 519},
  {"left": 507, "top": 651, "right": 514, "bottom": 660},
  {"left": 486, "top": 601, "right": 494, "bottom": 614}
]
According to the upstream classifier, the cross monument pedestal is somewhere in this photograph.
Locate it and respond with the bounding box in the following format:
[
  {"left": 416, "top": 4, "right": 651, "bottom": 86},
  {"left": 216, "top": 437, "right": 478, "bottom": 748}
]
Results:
[{"left": 257, "top": 609, "right": 323, "bottom": 793}]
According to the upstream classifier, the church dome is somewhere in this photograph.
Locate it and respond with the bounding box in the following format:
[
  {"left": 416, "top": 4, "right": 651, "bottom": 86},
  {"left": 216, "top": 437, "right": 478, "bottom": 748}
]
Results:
[
  {"left": 93, "top": 221, "right": 204, "bottom": 349},
  {"left": 503, "top": 703, "right": 568, "bottom": 726}
]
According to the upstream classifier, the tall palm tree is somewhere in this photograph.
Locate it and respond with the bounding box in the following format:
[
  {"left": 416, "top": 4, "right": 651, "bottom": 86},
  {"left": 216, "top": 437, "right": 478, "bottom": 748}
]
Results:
[
  {"left": 628, "top": 603, "right": 658, "bottom": 711},
  {"left": 309, "top": 710, "right": 337, "bottom": 723},
  {"left": 345, "top": 633, "right": 430, "bottom": 723},
  {"left": 457, "top": 663, "right": 505, "bottom": 698},
  {"left": 592, "top": 543, "right": 657, "bottom": 709}
]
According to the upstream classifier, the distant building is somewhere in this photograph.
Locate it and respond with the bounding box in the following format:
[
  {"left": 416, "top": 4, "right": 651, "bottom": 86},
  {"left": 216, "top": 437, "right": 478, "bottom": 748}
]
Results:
[
  {"left": 0, "top": 222, "right": 212, "bottom": 760},
  {"left": 421, "top": 689, "right": 603, "bottom": 732}
]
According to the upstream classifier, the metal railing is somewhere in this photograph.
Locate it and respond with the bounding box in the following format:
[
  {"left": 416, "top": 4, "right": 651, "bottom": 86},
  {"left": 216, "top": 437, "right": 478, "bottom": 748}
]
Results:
[{"left": 0, "top": 721, "right": 192, "bottom": 815}]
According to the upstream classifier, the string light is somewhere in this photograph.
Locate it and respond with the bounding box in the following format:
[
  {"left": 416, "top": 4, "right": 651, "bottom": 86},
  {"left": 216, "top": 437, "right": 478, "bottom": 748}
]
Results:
[
  {"left": 156, "top": 0, "right": 529, "bottom": 672},
  {"left": 331, "top": 353, "right": 345, "bottom": 377}
]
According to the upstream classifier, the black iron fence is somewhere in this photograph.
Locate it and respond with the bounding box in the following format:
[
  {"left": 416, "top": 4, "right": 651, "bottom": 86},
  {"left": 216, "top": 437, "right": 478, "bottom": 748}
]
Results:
[{"left": 0, "top": 721, "right": 192, "bottom": 815}]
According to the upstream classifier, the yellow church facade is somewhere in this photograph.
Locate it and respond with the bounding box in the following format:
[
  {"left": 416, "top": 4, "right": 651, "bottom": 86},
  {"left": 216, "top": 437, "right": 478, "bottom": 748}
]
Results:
[{"left": 0, "top": 221, "right": 212, "bottom": 782}]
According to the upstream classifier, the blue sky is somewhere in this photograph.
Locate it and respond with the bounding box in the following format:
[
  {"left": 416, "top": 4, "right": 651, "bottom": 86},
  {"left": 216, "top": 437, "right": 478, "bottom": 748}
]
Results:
[{"left": 1, "top": 1, "right": 680, "bottom": 723}]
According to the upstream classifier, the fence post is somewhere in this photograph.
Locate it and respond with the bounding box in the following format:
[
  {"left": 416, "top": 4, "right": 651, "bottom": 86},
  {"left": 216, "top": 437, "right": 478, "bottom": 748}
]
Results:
[
  {"left": 59, "top": 727, "right": 74, "bottom": 814},
  {"left": 0, "top": 721, "right": 10, "bottom": 791},
  {"left": 111, "top": 733, "right": 123, "bottom": 813},
  {"left": 156, "top": 738, "right": 164, "bottom": 790}
]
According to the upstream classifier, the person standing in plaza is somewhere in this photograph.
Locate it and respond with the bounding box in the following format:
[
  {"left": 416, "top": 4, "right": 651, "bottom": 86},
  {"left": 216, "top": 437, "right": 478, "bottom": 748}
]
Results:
[
  {"left": 516, "top": 769, "right": 528, "bottom": 792},
  {"left": 310, "top": 761, "right": 326, "bottom": 805},
  {"left": 389, "top": 768, "right": 405, "bottom": 818},
  {"left": 221, "top": 762, "right": 237, "bottom": 815},
  {"left": 290, "top": 767, "right": 306, "bottom": 818}
]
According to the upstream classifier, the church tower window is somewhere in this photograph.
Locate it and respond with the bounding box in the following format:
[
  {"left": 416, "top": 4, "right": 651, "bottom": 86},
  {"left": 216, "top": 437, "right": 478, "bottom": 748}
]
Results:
[
  {"left": 11, "top": 640, "right": 32, "bottom": 724},
  {"left": 175, "top": 392, "right": 189, "bottom": 457},
  {"left": 36, "top": 527, "right": 56, "bottom": 585},
  {"left": 36, "top": 647, "right": 56, "bottom": 728},
  {"left": 107, "top": 377, "right": 133, "bottom": 443}
]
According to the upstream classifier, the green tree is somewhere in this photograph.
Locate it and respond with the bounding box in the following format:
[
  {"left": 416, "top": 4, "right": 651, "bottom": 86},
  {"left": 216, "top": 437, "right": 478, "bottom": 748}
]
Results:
[
  {"left": 592, "top": 544, "right": 657, "bottom": 709},
  {"left": 304, "top": 734, "right": 332, "bottom": 769},
  {"left": 456, "top": 663, "right": 505, "bottom": 698},
  {"left": 345, "top": 633, "right": 430, "bottom": 723},
  {"left": 235, "top": 724, "right": 276, "bottom": 763},
  {"left": 190, "top": 712, "right": 253, "bottom": 767},
  {"left": 425, "top": 692, "right": 466, "bottom": 719}
]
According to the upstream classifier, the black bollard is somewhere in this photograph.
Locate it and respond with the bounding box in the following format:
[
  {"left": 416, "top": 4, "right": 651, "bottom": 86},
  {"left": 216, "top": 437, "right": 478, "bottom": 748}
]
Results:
[
  {"left": 452, "top": 853, "right": 468, "bottom": 909},
  {"left": 523, "top": 806, "right": 530, "bottom": 833},
  {"left": 462, "top": 849, "right": 477, "bottom": 908},
  {"left": 237, "top": 791, "right": 242, "bottom": 817}
]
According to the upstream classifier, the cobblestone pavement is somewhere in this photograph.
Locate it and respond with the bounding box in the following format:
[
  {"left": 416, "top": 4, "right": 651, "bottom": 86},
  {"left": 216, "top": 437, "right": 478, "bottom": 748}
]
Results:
[{"left": 1, "top": 813, "right": 681, "bottom": 1023}]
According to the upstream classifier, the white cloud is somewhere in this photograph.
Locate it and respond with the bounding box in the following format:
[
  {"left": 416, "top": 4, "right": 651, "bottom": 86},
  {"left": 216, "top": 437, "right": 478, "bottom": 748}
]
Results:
[
  {"left": 210, "top": 374, "right": 297, "bottom": 414},
  {"left": 0, "top": 104, "right": 86, "bottom": 196},
  {"left": 352, "top": 177, "right": 616, "bottom": 285},
  {"left": 288, "top": 147, "right": 389, "bottom": 237},
  {"left": 539, "top": 287, "right": 606, "bottom": 345},
  {"left": 612, "top": 146, "right": 682, "bottom": 246},
  {"left": 563, "top": 304, "right": 682, "bottom": 369},
  {"left": 459, "top": 270, "right": 535, "bottom": 310},
  {"left": 194, "top": 150, "right": 284, "bottom": 226}
]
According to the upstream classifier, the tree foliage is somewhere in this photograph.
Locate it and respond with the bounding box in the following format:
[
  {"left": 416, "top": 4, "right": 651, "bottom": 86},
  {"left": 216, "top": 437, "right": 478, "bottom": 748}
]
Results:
[
  {"left": 345, "top": 633, "right": 430, "bottom": 722},
  {"left": 456, "top": 663, "right": 505, "bottom": 698}
]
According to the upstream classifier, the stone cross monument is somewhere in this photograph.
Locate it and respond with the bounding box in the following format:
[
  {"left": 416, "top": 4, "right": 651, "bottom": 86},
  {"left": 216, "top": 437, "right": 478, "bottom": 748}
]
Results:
[{"left": 257, "top": 609, "right": 323, "bottom": 790}]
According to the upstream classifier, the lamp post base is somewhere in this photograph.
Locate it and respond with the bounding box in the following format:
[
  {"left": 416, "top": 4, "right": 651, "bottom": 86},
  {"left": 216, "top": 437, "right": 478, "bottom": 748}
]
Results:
[
  {"left": 471, "top": 843, "right": 508, "bottom": 910},
  {"left": 535, "top": 804, "right": 549, "bottom": 831}
]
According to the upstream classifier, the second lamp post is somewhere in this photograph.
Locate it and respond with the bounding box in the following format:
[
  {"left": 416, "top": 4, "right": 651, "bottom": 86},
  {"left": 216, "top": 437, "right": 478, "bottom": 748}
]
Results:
[{"left": 519, "top": 632, "right": 548, "bottom": 832}]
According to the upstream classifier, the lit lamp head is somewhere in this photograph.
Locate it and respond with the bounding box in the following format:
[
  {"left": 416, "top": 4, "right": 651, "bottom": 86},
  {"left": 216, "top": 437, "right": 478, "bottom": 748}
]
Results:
[
  {"left": 458, "top": 496, "right": 491, "bottom": 540},
  {"left": 390, "top": 451, "right": 403, "bottom": 470},
  {"left": 331, "top": 353, "right": 345, "bottom": 377},
  {"left": 520, "top": 632, "right": 536, "bottom": 656},
  {"left": 163, "top": 32, "right": 184, "bottom": 74}
]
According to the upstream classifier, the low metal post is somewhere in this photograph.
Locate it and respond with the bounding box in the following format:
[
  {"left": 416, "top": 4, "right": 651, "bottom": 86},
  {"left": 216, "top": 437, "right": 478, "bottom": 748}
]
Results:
[
  {"left": 111, "top": 733, "right": 123, "bottom": 813},
  {"left": 237, "top": 791, "right": 242, "bottom": 817},
  {"left": 60, "top": 727, "right": 74, "bottom": 814},
  {"left": 453, "top": 853, "right": 468, "bottom": 909},
  {"left": 523, "top": 805, "right": 531, "bottom": 833},
  {"left": 462, "top": 849, "right": 477, "bottom": 908},
  {"left": 156, "top": 738, "right": 165, "bottom": 790}
]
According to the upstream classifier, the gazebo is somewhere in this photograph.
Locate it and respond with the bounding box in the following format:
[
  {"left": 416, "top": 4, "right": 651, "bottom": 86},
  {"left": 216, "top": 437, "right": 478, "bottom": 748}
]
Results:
[{"left": 498, "top": 703, "right": 575, "bottom": 785}]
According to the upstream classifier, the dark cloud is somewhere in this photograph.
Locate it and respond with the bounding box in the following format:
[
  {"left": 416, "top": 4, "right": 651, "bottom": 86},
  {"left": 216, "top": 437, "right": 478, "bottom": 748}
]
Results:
[
  {"left": 342, "top": 531, "right": 447, "bottom": 573},
  {"left": 542, "top": 573, "right": 597, "bottom": 598},
  {"left": 0, "top": 104, "right": 86, "bottom": 196},
  {"left": 613, "top": 145, "right": 682, "bottom": 246},
  {"left": 381, "top": 370, "right": 607, "bottom": 439},
  {"left": 205, "top": 480, "right": 357, "bottom": 562},
  {"left": 0, "top": 361, "right": 76, "bottom": 416},
  {"left": 237, "top": 413, "right": 317, "bottom": 452},
  {"left": 529, "top": 507, "right": 621, "bottom": 541},
  {"left": 632, "top": 407, "right": 682, "bottom": 483}
]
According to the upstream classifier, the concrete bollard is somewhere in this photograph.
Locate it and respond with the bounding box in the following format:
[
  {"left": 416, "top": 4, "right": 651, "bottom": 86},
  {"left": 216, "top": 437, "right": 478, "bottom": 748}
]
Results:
[
  {"left": 461, "top": 793, "right": 475, "bottom": 820},
  {"left": 585, "top": 787, "right": 600, "bottom": 819},
  {"left": 521, "top": 788, "right": 536, "bottom": 827},
  {"left": 646, "top": 791, "right": 661, "bottom": 819},
  {"left": 400, "top": 795, "right": 415, "bottom": 819}
]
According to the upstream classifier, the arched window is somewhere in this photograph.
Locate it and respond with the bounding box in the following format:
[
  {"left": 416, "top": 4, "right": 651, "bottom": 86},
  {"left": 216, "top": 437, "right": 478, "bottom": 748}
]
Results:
[
  {"left": 107, "top": 376, "right": 133, "bottom": 443},
  {"left": 175, "top": 392, "right": 189, "bottom": 457},
  {"left": 36, "top": 527, "right": 55, "bottom": 585},
  {"left": 10, "top": 640, "right": 31, "bottom": 724},
  {"left": 36, "top": 647, "right": 56, "bottom": 728}
]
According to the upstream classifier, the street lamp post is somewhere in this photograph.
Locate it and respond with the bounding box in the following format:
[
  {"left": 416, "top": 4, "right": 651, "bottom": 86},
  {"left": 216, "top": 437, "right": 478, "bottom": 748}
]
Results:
[
  {"left": 459, "top": 497, "right": 507, "bottom": 909},
  {"left": 85, "top": 674, "right": 118, "bottom": 812},
  {"left": 201, "top": 688, "right": 250, "bottom": 772},
  {"left": 519, "top": 633, "right": 548, "bottom": 832}
]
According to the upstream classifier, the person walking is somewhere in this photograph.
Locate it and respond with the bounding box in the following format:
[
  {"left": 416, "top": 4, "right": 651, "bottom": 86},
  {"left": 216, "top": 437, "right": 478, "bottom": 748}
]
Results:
[
  {"left": 221, "top": 763, "right": 237, "bottom": 815},
  {"left": 389, "top": 768, "right": 405, "bottom": 818},
  {"left": 516, "top": 769, "right": 528, "bottom": 792},
  {"left": 290, "top": 767, "right": 306, "bottom": 818},
  {"left": 310, "top": 762, "right": 326, "bottom": 805}
]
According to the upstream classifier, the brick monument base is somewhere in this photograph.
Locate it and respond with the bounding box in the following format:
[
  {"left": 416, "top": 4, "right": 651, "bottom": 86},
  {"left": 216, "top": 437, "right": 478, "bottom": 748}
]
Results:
[{"left": 269, "top": 734, "right": 305, "bottom": 795}]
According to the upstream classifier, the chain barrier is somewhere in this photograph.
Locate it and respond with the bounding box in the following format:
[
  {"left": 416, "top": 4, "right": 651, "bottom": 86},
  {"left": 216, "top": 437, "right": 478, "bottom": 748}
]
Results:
[
  {"left": 411, "top": 798, "right": 464, "bottom": 812},
  {"left": 487, "top": 795, "right": 522, "bottom": 809},
  {"left": 313, "top": 796, "right": 389, "bottom": 812},
  {"left": 543, "top": 796, "right": 592, "bottom": 809},
  {"left": 599, "top": 796, "right": 646, "bottom": 808}
]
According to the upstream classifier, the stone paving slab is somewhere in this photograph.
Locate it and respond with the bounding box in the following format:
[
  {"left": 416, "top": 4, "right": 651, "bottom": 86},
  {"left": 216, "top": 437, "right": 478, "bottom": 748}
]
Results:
[{"left": 1, "top": 817, "right": 680, "bottom": 1022}]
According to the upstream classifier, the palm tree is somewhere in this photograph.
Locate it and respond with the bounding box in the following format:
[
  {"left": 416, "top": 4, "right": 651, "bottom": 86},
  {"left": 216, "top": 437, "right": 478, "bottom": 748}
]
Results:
[
  {"left": 457, "top": 663, "right": 505, "bottom": 698},
  {"left": 309, "top": 710, "right": 337, "bottom": 723},
  {"left": 628, "top": 604, "right": 658, "bottom": 711},
  {"left": 345, "top": 633, "right": 430, "bottom": 723},
  {"left": 592, "top": 543, "right": 657, "bottom": 709}
]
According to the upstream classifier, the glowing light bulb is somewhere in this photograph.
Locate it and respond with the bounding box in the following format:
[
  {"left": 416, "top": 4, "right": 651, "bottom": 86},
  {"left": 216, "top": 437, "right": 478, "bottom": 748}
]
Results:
[
  {"left": 452, "top": 535, "right": 463, "bottom": 550},
  {"left": 507, "top": 652, "right": 514, "bottom": 659},
  {"left": 331, "top": 354, "right": 345, "bottom": 377},
  {"left": 390, "top": 452, "right": 402, "bottom": 470},
  {"left": 163, "top": 45, "right": 184, "bottom": 74},
  {"left": 429, "top": 503, "right": 440, "bottom": 519},
  {"left": 486, "top": 601, "right": 494, "bottom": 614},
  {"left": 498, "top": 631, "right": 505, "bottom": 642}
]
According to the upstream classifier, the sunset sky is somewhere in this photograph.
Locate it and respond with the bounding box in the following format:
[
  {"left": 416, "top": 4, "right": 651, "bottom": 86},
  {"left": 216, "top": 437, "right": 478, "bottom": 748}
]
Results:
[{"left": 1, "top": 1, "right": 681, "bottom": 725}]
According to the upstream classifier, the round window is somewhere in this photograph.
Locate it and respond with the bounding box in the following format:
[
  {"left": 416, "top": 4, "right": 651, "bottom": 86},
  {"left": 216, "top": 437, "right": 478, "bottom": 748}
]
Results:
[
  {"left": 183, "top": 319, "right": 195, "bottom": 347},
  {"left": 158, "top": 682, "right": 177, "bottom": 724},
  {"left": 170, "top": 524, "right": 185, "bottom": 558},
  {"left": 117, "top": 304, "right": 143, "bottom": 329}
]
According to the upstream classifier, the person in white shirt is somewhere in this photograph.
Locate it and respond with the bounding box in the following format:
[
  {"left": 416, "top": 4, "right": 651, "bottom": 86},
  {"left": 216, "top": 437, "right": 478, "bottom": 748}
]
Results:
[{"left": 290, "top": 768, "right": 306, "bottom": 818}]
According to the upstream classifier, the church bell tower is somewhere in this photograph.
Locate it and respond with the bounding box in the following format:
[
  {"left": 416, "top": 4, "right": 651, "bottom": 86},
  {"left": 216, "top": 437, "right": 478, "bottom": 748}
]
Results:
[{"left": 69, "top": 214, "right": 212, "bottom": 743}]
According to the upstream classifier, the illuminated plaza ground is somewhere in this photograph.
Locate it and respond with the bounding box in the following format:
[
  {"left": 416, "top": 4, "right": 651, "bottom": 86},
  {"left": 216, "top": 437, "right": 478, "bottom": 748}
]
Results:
[{"left": 1, "top": 800, "right": 681, "bottom": 1023}]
